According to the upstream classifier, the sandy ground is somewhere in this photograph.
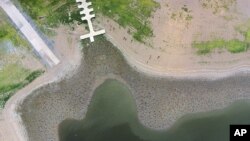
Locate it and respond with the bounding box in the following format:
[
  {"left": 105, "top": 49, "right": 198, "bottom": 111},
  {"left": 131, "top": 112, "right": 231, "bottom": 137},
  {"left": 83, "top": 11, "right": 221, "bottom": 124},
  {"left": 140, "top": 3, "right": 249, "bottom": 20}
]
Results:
[
  {"left": 97, "top": 0, "right": 250, "bottom": 77},
  {"left": 0, "top": 26, "right": 82, "bottom": 141}
]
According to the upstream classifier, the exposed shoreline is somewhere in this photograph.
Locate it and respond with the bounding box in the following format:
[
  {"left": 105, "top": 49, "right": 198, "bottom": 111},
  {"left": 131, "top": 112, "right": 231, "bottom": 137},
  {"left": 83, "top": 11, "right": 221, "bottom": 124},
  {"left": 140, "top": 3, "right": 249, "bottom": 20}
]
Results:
[
  {"left": 98, "top": 0, "right": 250, "bottom": 79},
  {"left": 105, "top": 34, "right": 250, "bottom": 80},
  {"left": 2, "top": 29, "right": 250, "bottom": 141},
  {"left": 2, "top": 1, "right": 250, "bottom": 140},
  {"left": 9, "top": 36, "right": 250, "bottom": 141}
]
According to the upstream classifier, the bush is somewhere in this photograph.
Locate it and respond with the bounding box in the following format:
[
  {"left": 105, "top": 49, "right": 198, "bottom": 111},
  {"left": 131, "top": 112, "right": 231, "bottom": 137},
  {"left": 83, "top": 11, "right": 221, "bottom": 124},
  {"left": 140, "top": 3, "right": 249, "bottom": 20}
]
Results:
[
  {"left": 226, "top": 40, "right": 248, "bottom": 53},
  {"left": 0, "top": 28, "right": 7, "bottom": 38}
]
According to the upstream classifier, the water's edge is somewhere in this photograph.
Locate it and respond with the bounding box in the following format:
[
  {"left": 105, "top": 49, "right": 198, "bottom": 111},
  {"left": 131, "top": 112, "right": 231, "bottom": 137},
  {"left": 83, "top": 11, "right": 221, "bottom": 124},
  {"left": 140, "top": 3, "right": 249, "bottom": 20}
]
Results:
[
  {"left": 19, "top": 36, "right": 250, "bottom": 141},
  {"left": 59, "top": 79, "right": 250, "bottom": 141}
]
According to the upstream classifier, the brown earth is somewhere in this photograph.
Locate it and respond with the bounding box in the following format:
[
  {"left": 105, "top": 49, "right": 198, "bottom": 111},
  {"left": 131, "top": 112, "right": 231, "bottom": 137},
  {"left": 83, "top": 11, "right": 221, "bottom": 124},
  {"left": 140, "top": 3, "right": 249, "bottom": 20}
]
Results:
[{"left": 96, "top": 0, "right": 250, "bottom": 77}]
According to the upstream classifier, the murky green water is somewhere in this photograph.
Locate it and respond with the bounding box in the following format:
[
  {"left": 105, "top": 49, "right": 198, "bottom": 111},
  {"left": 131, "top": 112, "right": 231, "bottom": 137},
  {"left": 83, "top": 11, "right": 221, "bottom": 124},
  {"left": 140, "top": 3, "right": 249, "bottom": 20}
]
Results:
[{"left": 59, "top": 79, "right": 250, "bottom": 141}]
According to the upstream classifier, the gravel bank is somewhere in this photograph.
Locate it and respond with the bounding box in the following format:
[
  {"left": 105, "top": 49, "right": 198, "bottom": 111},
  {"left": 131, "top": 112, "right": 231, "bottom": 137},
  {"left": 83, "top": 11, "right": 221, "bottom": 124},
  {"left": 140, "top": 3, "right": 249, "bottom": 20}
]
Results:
[{"left": 19, "top": 36, "right": 250, "bottom": 141}]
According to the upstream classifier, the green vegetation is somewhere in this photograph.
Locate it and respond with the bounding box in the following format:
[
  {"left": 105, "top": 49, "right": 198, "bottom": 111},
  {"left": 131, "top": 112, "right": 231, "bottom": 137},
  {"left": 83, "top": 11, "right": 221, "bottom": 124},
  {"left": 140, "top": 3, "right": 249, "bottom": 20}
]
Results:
[
  {"left": 18, "top": 0, "right": 83, "bottom": 27},
  {"left": 0, "top": 10, "right": 29, "bottom": 48},
  {"left": 92, "top": 0, "right": 159, "bottom": 42},
  {"left": 193, "top": 39, "right": 248, "bottom": 54},
  {"left": 226, "top": 40, "right": 248, "bottom": 53},
  {"left": 0, "top": 64, "right": 44, "bottom": 108},
  {"left": 193, "top": 26, "right": 250, "bottom": 55},
  {"left": 244, "top": 30, "right": 250, "bottom": 43},
  {"left": 0, "top": 22, "right": 29, "bottom": 48},
  {"left": 0, "top": 11, "right": 44, "bottom": 108},
  {"left": 18, "top": 0, "right": 159, "bottom": 42}
]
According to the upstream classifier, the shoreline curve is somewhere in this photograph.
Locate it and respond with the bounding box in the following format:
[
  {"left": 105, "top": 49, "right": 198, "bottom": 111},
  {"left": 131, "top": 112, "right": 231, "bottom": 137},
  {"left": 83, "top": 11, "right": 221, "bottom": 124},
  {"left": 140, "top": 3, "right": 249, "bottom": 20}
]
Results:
[
  {"left": 105, "top": 34, "right": 250, "bottom": 80},
  {"left": 3, "top": 34, "right": 250, "bottom": 140}
]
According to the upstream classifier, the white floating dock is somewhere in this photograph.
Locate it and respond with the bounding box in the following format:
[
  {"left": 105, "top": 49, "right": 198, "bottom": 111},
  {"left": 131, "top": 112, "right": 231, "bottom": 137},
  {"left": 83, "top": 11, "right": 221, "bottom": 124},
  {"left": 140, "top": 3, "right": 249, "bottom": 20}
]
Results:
[{"left": 76, "top": 0, "right": 105, "bottom": 42}]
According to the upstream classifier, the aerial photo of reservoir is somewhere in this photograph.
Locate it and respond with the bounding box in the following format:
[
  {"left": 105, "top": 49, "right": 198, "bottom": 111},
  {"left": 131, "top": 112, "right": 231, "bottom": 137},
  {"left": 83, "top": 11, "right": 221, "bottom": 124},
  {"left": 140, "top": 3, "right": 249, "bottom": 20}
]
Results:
[{"left": 0, "top": 0, "right": 250, "bottom": 141}]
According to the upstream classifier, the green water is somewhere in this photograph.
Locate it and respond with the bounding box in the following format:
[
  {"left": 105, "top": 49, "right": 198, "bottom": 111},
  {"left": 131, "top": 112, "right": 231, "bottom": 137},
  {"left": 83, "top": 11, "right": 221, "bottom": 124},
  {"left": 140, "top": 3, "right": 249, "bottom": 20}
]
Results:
[{"left": 59, "top": 79, "right": 250, "bottom": 141}]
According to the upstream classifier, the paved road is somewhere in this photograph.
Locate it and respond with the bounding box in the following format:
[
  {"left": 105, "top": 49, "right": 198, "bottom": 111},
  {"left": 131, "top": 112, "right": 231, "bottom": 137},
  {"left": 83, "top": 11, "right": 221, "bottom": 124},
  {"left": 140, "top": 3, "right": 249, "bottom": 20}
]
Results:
[{"left": 0, "top": 0, "right": 60, "bottom": 67}]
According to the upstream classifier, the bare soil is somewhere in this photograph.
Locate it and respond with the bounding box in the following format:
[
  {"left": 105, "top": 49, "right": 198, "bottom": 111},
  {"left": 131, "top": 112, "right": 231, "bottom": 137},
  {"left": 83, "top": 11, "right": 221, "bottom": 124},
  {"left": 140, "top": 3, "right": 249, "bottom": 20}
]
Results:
[{"left": 97, "top": 0, "right": 250, "bottom": 76}]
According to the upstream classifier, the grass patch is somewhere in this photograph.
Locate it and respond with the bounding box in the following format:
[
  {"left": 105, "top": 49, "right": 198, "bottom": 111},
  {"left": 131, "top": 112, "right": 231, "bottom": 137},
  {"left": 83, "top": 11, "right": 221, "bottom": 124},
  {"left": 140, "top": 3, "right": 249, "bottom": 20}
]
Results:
[
  {"left": 18, "top": 0, "right": 83, "bottom": 27},
  {"left": 0, "top": 22, "right": 29, "bottom": 49},
  {"left": 226, "top": 40, "right": 248, "bottom": 53},
  {"left": 193, "top": 39, "right": 225, "bottom": 54},
  {"left": 193, "top": 26, "right": 250, "bottom": 55},
  {"left": 92, "top": 0, "right": 159, "bottom": 42},
  {"left": 17, "top": 0, "right": 159, "bottom": 42},
  {"left": 0, "top": 64, "right": 44, "bottom": 108},
  {"left": 244, "top": 30, "right": 250, "bottom": 43},
  {"left": 0, "top": 11, "right": 44, "bottom": 108},
  {"left": 0, "top": 24, "right": 27, "bottom": 47},
  {"left": 193, "top": 39, "right": 248, "bottom": 55}
]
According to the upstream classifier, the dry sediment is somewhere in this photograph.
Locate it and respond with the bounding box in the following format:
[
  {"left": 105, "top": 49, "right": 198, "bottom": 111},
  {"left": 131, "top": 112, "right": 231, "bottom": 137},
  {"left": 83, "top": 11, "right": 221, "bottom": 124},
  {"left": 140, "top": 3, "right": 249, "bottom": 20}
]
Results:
[
  {"left": 98, "top": 0, "right": 250, "bottom": 74},
  {"left": 19, "top": 36, "right": 250, "bottom": 141}
]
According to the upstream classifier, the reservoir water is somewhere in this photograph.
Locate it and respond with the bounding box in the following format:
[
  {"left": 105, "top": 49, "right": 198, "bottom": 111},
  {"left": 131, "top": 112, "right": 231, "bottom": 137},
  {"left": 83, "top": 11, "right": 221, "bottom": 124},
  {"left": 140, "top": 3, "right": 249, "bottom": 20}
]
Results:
[
  {"left": 19, "top": 36, "right": 250, "bottom": 140},
  {"left": 59, "top": 79, "right": 250, "bottom": 141}
]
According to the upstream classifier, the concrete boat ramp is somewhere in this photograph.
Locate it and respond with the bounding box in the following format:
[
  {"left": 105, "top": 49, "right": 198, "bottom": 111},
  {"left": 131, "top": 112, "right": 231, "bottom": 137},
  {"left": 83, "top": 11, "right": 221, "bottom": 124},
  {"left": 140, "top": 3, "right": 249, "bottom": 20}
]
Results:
[{"left": 0, "top": 0, "right": 60, "bottom": 67}]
